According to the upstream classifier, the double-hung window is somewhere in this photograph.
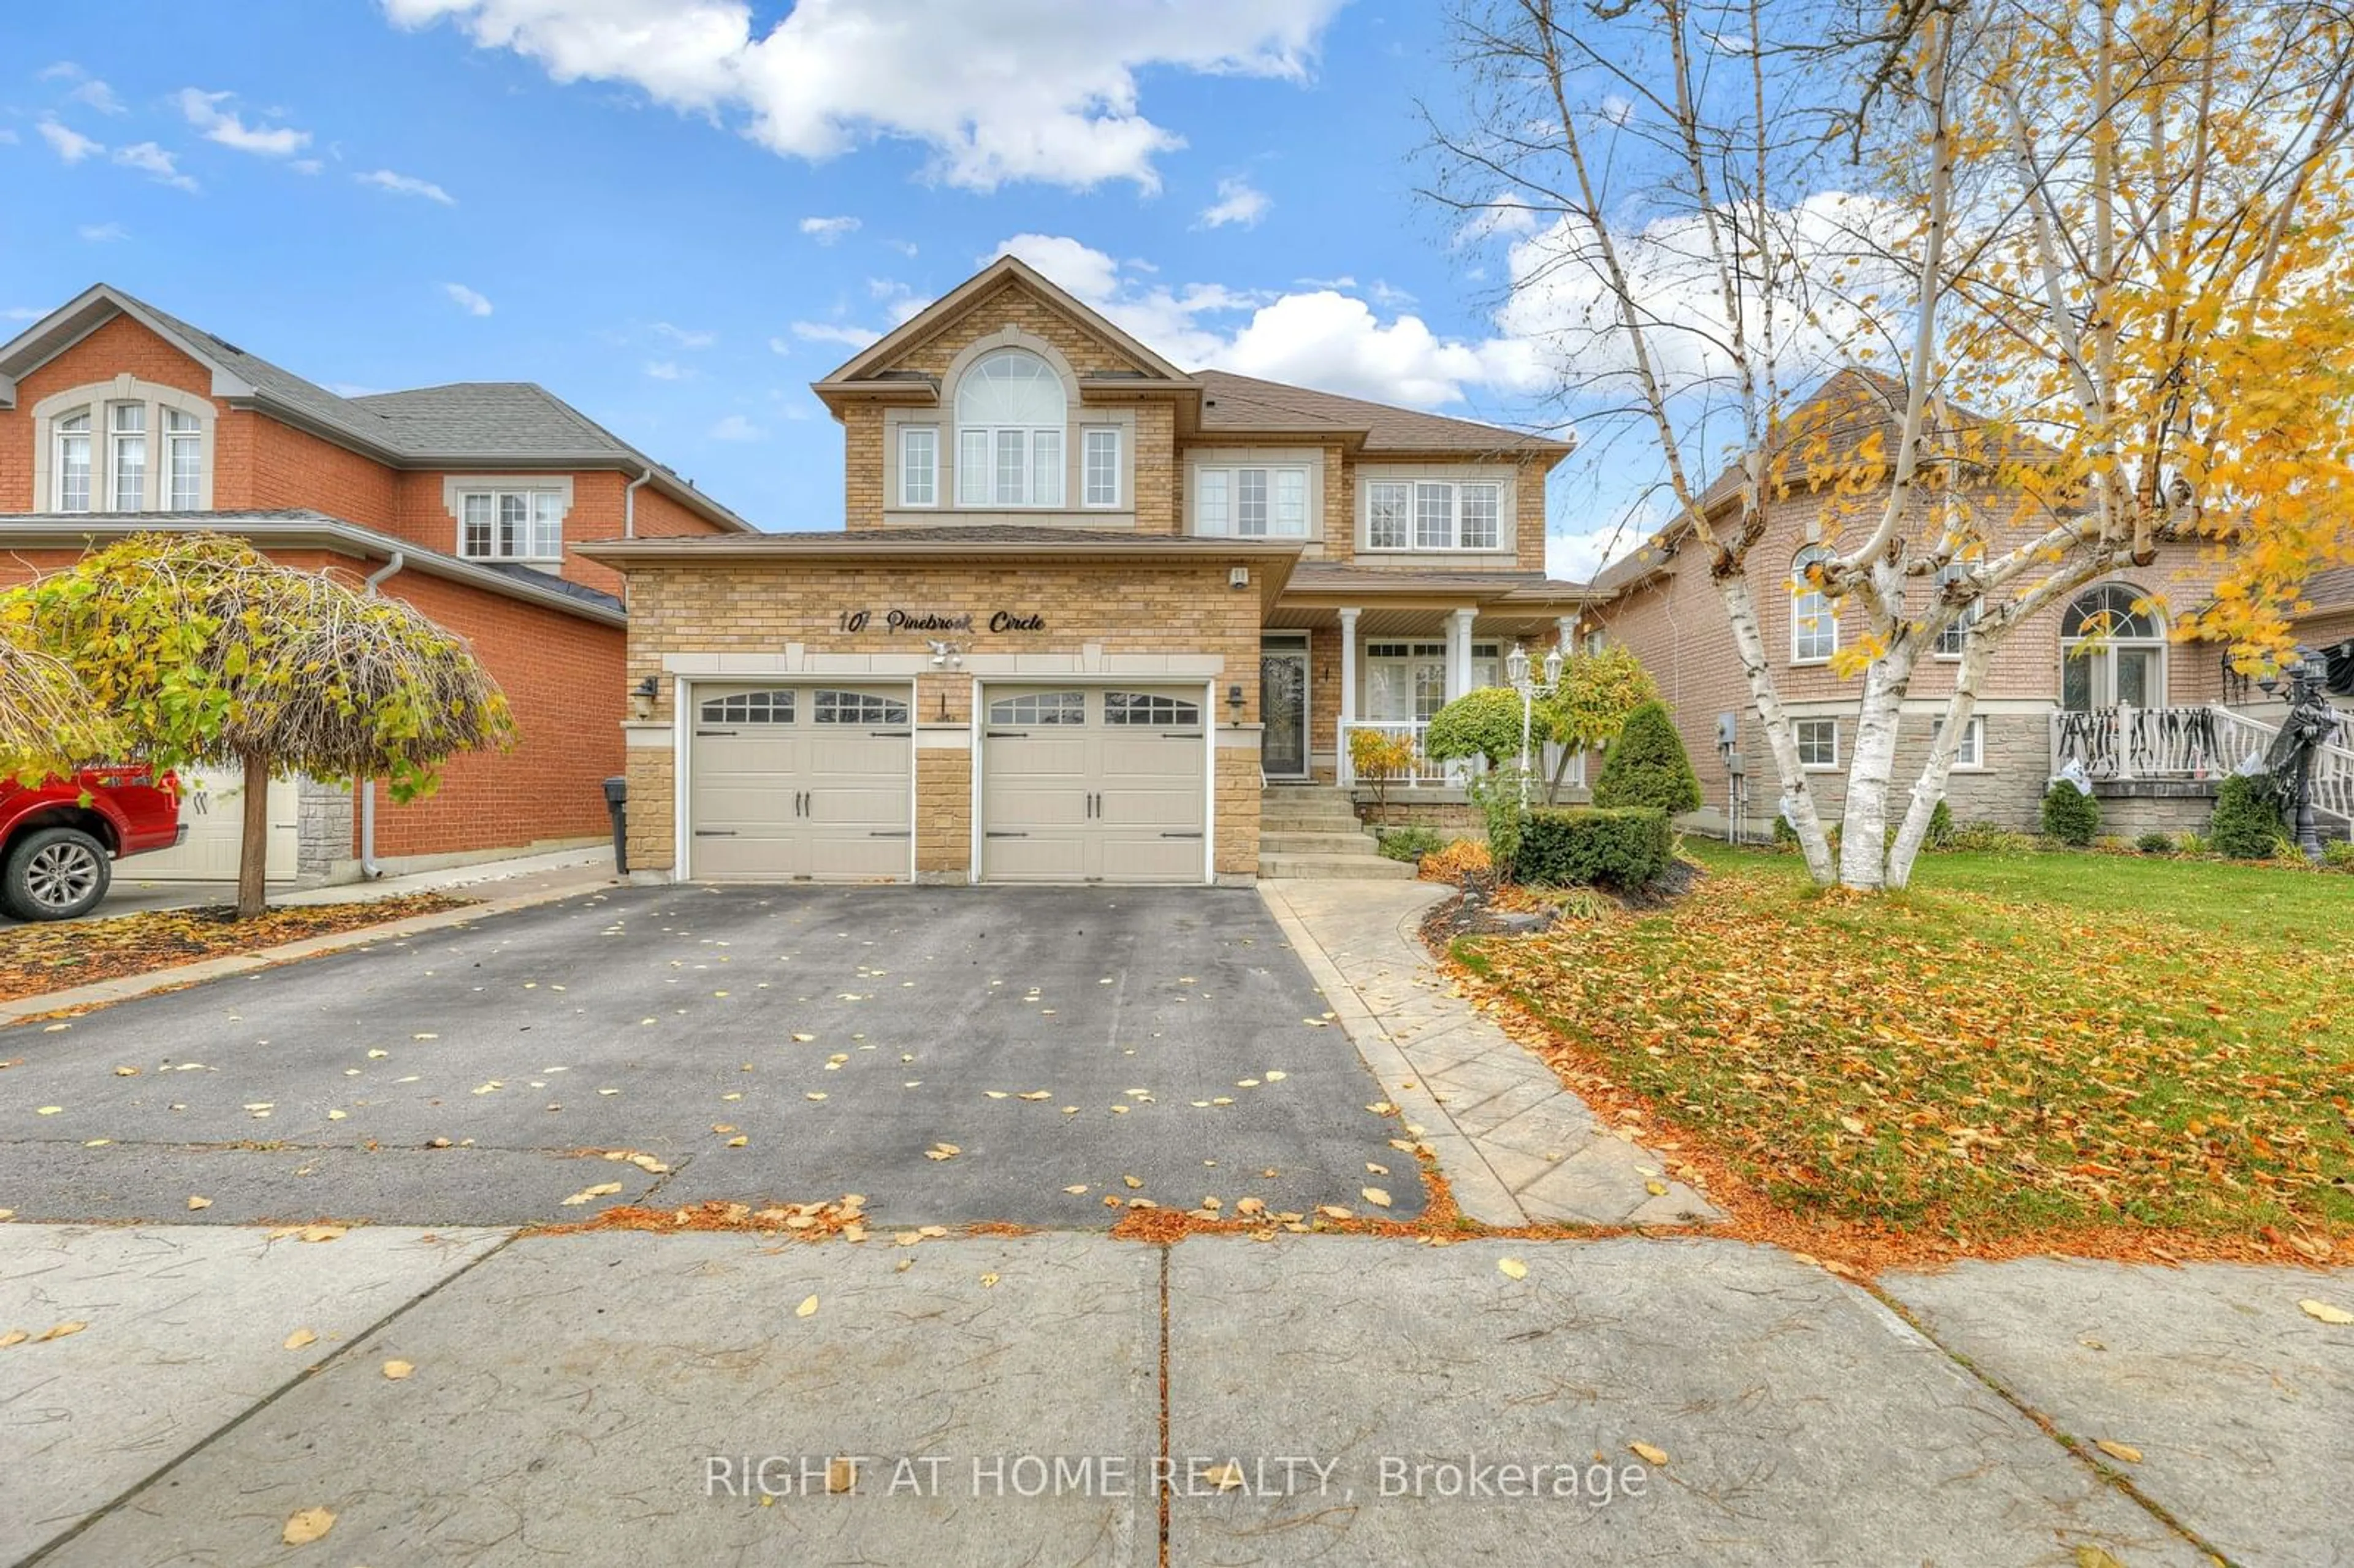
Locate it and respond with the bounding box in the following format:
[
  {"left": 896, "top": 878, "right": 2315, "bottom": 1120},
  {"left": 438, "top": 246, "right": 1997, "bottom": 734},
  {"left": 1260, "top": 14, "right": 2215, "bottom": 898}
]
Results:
[
  {"left": 899, "top": 426, "right": 937, "bottom": 508},
  {"left": 1369, "top": 479, "right": 1505, "bottom": 550},
  {"left": 55, "top": 411, "right": 93, "bottom": 513},
  {"left": 459, "top": 490, "right": 564, "bottom": 563},
  {"left": 954, "top": 349, "right": 1066, "bottom": 507},
  {"left": 1791, "top": 545, "right": 1838, "bottom": 663},
  {"left": 1193, "top": 463, "right": 1309, "bottom": 537},
  {"left": 1081, "top": 427, "right": 1121, "bottom": 508},
  {"left": 1932, "top": 715, "right": 1985, "bottom": 769},
  {"left": 166, "top": 409, "right": 203, "bottom": 509},
  {"left": 109, "top": 404, "right": 147, "bottom": 511},
  {"left": 1932, "top": 561, "right": 1978, "bottom": 657}
]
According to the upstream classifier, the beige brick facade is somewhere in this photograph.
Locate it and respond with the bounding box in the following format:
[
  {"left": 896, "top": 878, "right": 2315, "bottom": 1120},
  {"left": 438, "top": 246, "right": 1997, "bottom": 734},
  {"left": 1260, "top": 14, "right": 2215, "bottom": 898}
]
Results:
[{"left": 609, "top": 554, "right": 1268, "bottom": 881}]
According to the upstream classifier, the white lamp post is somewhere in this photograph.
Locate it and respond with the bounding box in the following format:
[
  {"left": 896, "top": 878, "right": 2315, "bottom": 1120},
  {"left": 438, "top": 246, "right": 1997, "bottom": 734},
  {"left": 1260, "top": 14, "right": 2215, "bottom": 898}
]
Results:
[{"left": 1507, "top": 642, "right": 1566, "bottom": 809}]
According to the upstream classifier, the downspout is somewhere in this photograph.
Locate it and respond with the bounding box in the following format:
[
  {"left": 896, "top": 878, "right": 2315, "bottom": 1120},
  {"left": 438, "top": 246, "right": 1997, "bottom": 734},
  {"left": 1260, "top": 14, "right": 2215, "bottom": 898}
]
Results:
[
  {"left": 623, "top": 465, "right": 652, "bottom": 538},
  {"left": 357, "top": 551, "right": 405, "bottom": 879}
]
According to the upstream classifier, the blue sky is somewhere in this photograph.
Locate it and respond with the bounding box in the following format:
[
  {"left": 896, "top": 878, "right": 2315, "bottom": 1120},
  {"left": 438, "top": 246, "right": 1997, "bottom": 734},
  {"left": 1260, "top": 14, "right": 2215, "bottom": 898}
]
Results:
[{"left": 0, "top": 1, "right": 1633, "bottom": 575}]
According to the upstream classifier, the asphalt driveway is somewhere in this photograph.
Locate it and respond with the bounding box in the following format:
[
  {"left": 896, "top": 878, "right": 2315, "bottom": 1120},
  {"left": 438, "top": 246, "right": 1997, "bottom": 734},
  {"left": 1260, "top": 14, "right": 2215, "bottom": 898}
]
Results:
[{"left": 0, "top": 885, "right": 1423, "bottom": 1228}]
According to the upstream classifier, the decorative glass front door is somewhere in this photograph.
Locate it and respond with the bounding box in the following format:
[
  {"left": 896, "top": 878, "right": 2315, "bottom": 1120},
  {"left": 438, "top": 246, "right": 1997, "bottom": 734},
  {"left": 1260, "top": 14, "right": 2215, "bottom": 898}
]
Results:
[{"left": 1260, "top": 642, "right": 1309, "bottom": 778}]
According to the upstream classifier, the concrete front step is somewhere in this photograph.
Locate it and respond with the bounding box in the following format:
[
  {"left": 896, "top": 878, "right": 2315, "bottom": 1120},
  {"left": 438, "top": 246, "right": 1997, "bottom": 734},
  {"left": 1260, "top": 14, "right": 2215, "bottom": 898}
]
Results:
[
  {"left": 1260, "top": 796, "right": 1365, "bottom": 826},
  {"left": 1257, "top": 851, "right": 1418, "bottom": 880},
  {"left": 1259, "top": 830, "right": 1387, "bottom": 855}
]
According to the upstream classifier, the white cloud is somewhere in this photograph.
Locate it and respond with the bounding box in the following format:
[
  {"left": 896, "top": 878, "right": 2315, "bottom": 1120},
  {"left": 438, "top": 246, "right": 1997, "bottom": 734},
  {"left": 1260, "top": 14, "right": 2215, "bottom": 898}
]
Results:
[
  {"left": 708, "top": 414, "right": 764, "bottom": 441},
  {"left": 3, "top": 306, "right": 45, "bottom": 321},
  {"left": 789, "top": 321, "right": 882, "bottom": 350},
  {"left": 176, "top": 88, "right": 313, "bottom": 157},
  {"left": 67, "top": 78, "right": 125, "bottom": 115},
  {"left": 38, "top": 62, "right": 82, "bottom": 81},
  {"left": 654, "top": 322, "right": 716, "bottom": 348},
  {"left": 644, "top": 359, "right": 687, "bottom": 379},
  {"left": 77, "top": 222, "right": 129, "bottom": 242},
  {"left": 37, "top": 119, "right": 102, "bottom": 164},
  {"left": 381, "top": 0, "right": 1343, "bottom": 190},
  {"left": 114, "top": 142, "right": 200, "bottom": 193},
  {"left": 0, "top": 129, "right": 18, "bottom": 145},
  {"left": 291, "top": 158, "right": 323, "bottom": 175},
  {"left": 799, "top": 215, "right": 859, "bottom": 244},
  {"left": 985, "top": 233, "right": 1545, "bottom": 413},
  {"left": 359, "top": 169, "right": 456, "bottom": 204},
  {"left": 443, "top": 282, "right": 493, "bottom": 316},
  {"left": 1198, "top": 175, "right": 1270, "bottom": 229},
  {"left": 886, "top": 238, "right": 918, "bottom": 257},
  {"left": 767, "top": 335, "right": 794, "bottom": 356}
]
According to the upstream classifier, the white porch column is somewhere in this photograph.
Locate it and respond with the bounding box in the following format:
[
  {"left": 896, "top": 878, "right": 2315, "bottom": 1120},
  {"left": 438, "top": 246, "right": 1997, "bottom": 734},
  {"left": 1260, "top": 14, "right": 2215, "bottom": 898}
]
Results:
[
  {"left": 1447, "top": 607, "right": 1477, "bottom": 701},
  {"left": 1557, "top": 614, "right": 1580, "bottom": 654},
  {"left": 1337, "top": 606, "right": 1361, "bottom": 785}
]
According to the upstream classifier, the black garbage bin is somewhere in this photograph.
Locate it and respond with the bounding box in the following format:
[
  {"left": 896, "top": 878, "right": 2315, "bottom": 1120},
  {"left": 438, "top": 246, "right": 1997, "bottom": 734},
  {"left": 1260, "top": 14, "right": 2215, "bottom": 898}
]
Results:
[{"left": 601, "top": 776, "right": 628, "bottom": 873}]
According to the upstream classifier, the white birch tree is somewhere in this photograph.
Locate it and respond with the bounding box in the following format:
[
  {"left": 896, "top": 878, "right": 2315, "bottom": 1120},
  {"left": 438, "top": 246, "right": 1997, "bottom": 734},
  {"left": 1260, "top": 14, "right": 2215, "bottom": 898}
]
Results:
[{"left": 1430, "top": 0, "right": 2354, "bottom": 890}]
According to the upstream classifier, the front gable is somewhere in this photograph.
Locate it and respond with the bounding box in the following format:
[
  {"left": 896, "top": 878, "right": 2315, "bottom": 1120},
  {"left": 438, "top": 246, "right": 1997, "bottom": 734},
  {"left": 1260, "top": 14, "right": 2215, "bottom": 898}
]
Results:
[{"left": 818, "top": 257, "right": 1192, "bottom": 390}]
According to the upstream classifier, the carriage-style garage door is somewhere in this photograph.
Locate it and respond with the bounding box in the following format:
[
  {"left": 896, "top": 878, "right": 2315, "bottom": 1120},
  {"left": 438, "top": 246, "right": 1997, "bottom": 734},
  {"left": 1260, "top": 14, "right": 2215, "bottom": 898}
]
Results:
[
  {"left": 688, "top": 683, "right": 913, "bottom": 881},
  {"left": 980, "top": 685, "right": 1207, "bottom": 883}
]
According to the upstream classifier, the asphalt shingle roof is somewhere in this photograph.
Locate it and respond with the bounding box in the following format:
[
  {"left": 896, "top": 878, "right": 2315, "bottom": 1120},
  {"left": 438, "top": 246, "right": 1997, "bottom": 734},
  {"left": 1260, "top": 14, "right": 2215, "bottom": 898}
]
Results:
[{"left": 1193, "top": 369, "right": 1570, "bottom": 455}]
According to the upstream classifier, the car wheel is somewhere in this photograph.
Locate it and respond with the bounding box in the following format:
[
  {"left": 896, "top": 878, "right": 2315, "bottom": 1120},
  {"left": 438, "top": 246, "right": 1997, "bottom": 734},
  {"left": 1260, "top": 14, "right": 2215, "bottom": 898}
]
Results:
[{"left": 5, "top": 827, "right": 113, "bottom": 921}]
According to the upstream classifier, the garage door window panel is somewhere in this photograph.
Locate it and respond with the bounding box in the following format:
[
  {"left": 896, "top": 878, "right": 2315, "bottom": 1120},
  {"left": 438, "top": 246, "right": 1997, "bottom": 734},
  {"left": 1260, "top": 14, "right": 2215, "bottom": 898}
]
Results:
[
  {"left": 815, "top": 690, "right": 909, "bottom": 726},
  {"left": 700, "top": 690, "right": 796, "bottom": 725},
  {"left": 1104, "top": 691, "right": 1202, "bottom": 728},
  {"left": 989, "top": 691, "right": 1086, "bottom": 726}
]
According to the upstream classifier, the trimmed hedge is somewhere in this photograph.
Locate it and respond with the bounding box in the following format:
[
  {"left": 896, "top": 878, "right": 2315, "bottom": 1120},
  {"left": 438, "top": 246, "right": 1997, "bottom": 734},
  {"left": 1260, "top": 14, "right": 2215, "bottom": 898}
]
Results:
[
  {"left": 1515, "top": 805, "right": 1671, "bottom": 889},
  {"left": 2041, "top": 780, "right": 2101, "bottom": 846},
  {"left": 1591, "top": 701, "right": 1702, "bottom": 816}
]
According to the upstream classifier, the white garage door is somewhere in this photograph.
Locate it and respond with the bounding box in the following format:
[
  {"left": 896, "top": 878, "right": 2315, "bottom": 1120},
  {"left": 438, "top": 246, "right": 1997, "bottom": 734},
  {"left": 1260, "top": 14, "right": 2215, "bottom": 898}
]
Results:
[
  {"left": 127, "top": 769, "right": 299, "bottom": 881},
  {"left": 981, "top": 685, "right": 1207, "bottom": 883},
  {"left": 688, "top": 683, "right": 913, "bottom": 881}
]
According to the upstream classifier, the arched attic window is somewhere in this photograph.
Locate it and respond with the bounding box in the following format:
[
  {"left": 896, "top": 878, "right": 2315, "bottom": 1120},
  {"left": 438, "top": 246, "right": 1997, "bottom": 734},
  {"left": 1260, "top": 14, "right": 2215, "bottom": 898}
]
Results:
[{"left": 954, "top": 349, "right": 1065, "bottom": 508}]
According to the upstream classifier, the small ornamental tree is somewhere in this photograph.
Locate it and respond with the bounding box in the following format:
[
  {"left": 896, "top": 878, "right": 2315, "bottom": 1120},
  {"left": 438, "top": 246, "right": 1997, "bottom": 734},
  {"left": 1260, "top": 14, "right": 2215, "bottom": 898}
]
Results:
[
  {"left": 1591, "top": 701, "right": 1702, "bottom": 817},
  {"left": 1534, "top": 645, "right": 1660, "bottom": 805},
  {"left": 1424, "top": 687, "right": 1528, "bottom": 770},
  {"left": 6, "top": 534, "right": 516, "bottom": 918},
  {"left": 0, "top": 622, "right": 119, "bottom": 784},
  {"left": 2209, "top": 774, "right": 2287, "bottom": 859}
]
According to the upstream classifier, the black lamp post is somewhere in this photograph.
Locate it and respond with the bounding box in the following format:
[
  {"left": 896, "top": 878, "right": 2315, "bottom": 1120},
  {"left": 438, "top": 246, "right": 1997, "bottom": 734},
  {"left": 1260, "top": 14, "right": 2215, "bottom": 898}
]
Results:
[{"left": 2258, "top": 651, "right": 2331, "bottom": 862}]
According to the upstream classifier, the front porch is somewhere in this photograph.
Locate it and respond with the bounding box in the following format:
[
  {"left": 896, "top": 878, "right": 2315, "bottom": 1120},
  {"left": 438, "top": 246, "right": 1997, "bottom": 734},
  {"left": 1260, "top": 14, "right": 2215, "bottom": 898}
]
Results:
[
  {"left": 2048, "top": 702, "right": 2354, "bottom": 833},
  {"left": 1259, "top": 567, "right": 1593, "bottom": 791}
]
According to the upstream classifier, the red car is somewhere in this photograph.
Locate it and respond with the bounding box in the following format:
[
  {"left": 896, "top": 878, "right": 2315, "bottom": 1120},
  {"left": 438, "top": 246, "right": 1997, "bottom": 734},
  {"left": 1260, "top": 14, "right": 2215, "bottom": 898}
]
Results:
[{"left": 0, "top": 766, "right": 185, "bottom": 921}]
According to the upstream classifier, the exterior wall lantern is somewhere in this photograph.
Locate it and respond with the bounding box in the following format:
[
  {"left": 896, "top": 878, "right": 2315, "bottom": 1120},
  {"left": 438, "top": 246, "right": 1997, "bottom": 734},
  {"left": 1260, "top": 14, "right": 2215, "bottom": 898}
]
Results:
[
  {"left": 630, "top": 675, "right": 658, "bottom": 720},
  {"left": 1227, "top": 683, "right": 1246, "bottom": 723}
]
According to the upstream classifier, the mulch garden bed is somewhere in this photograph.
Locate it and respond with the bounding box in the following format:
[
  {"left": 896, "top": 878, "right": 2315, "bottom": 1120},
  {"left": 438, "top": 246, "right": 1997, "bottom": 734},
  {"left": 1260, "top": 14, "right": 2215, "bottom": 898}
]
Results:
[{"left": 0, "top": 892, "right": 474, "bottom": 1004}]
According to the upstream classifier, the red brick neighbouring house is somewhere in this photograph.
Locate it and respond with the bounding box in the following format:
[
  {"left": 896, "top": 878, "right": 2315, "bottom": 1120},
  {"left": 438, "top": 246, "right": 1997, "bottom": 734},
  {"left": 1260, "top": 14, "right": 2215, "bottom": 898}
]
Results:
[{"left": 0, "top": 284, "right": 755, "bottom": 883}]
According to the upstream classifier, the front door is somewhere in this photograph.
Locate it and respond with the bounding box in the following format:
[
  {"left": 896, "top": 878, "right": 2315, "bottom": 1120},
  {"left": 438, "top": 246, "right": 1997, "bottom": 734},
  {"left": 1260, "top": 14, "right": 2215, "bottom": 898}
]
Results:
[{"left": 1260, "top": 641, "right": 1309, "bottom": 778}]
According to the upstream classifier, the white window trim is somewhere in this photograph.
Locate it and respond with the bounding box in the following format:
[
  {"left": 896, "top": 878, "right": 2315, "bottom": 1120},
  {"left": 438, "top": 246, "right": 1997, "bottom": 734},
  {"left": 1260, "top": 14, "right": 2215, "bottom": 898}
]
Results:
[
  {"left": 898, "top": 425, "right": 939, "bottom": 509},
  {"left": 1189, "top": 452, "right": 1319, "bottom": 539},
  {"left": 1794, "top": 717, "right": 1840, "bottom": 771},
  {"left": 440, "top": 475, "right": 575, "bottom": 566},
  {"left": 1790, "top": 547, "right": 1839, "bottom": 666},
  {"left": 1932, "top": 715, "right": 1987, "bottom": 771},
  {"left": 30, "top": 376, "right": 215, "bottom": 513},
  {"left": 1081, "top": 425, "right": 1122, "bottom": 509},
  {"left": 1354, "top": 463, "right": 1516, "bottom": 555}
]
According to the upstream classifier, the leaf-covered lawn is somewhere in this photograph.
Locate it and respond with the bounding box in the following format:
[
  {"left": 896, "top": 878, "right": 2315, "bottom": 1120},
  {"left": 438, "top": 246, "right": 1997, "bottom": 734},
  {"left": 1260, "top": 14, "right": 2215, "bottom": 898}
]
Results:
[
  {"left": 0, "top": 894, "right": 472, "bottom": 1003},
  {"left": 1458, "top": 844, "right": 2354, "bottom": 1246}
]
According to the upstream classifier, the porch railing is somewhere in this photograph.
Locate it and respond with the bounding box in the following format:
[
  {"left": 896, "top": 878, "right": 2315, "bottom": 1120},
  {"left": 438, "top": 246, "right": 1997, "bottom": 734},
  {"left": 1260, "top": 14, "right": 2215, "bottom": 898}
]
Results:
[
  {"left": 2048, "top": 702, "right": 2354, "bottom": 826},
  {"left": 1335, "top": 721, "right": 1586, "bottom": 792}
]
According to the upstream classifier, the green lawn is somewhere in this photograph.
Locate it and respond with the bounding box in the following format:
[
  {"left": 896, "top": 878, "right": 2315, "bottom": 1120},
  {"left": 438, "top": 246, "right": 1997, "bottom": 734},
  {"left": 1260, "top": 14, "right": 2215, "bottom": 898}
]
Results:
[{"left": 1458, "top": 842, "right": 2354, "bottom": 1243}]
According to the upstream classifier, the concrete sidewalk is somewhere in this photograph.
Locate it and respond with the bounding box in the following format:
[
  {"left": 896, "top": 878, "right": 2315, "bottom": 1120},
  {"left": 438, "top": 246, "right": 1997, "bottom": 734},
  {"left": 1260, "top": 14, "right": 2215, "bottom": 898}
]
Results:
[
  {"left": 1260, "top": 878, "right": 1715, "bottom": 1228},
  {"left": 7, "top": 1222, "right": 2347, "bottom": 1566}
]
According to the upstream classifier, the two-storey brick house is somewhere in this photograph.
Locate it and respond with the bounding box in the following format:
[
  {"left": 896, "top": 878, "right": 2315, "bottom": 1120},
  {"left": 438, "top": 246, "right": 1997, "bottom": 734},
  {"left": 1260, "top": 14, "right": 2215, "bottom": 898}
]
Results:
[
  {"left": 581, "top": 256, "right": 1584, "bottom": 885},
  {"left": 0, "top": 284, "right": 752, "bottom": 883},
  {"left": 1586, "top": 370, "right": 2354, "bottom": 843}
]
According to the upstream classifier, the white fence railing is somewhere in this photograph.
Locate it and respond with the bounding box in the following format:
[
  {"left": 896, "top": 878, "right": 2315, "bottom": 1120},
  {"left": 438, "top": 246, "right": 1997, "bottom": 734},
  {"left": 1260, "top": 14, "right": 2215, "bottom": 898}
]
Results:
[
  {"left": 1336, "top": 721, "right": 1586, "bottom": 792},
  {"left": 2049, "top": 702, "right": 2354, "bottom": 826}
]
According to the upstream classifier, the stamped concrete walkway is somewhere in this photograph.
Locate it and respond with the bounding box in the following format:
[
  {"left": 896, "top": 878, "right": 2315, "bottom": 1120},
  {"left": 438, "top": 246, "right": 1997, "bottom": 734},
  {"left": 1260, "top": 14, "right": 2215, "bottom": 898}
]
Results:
[{"left": 1260, "top": 878, "right": 1716, "bottom": 1228}]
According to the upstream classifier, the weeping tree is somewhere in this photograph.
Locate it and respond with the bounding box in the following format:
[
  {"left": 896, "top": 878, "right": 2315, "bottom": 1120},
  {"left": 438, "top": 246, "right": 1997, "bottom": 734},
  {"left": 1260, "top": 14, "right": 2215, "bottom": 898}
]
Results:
[
  {"left": 4, "top": 533, "right": 516, "bottom": 918},
  {"left": 0, "top": 623, "right": 121, "bottom": 785}
]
